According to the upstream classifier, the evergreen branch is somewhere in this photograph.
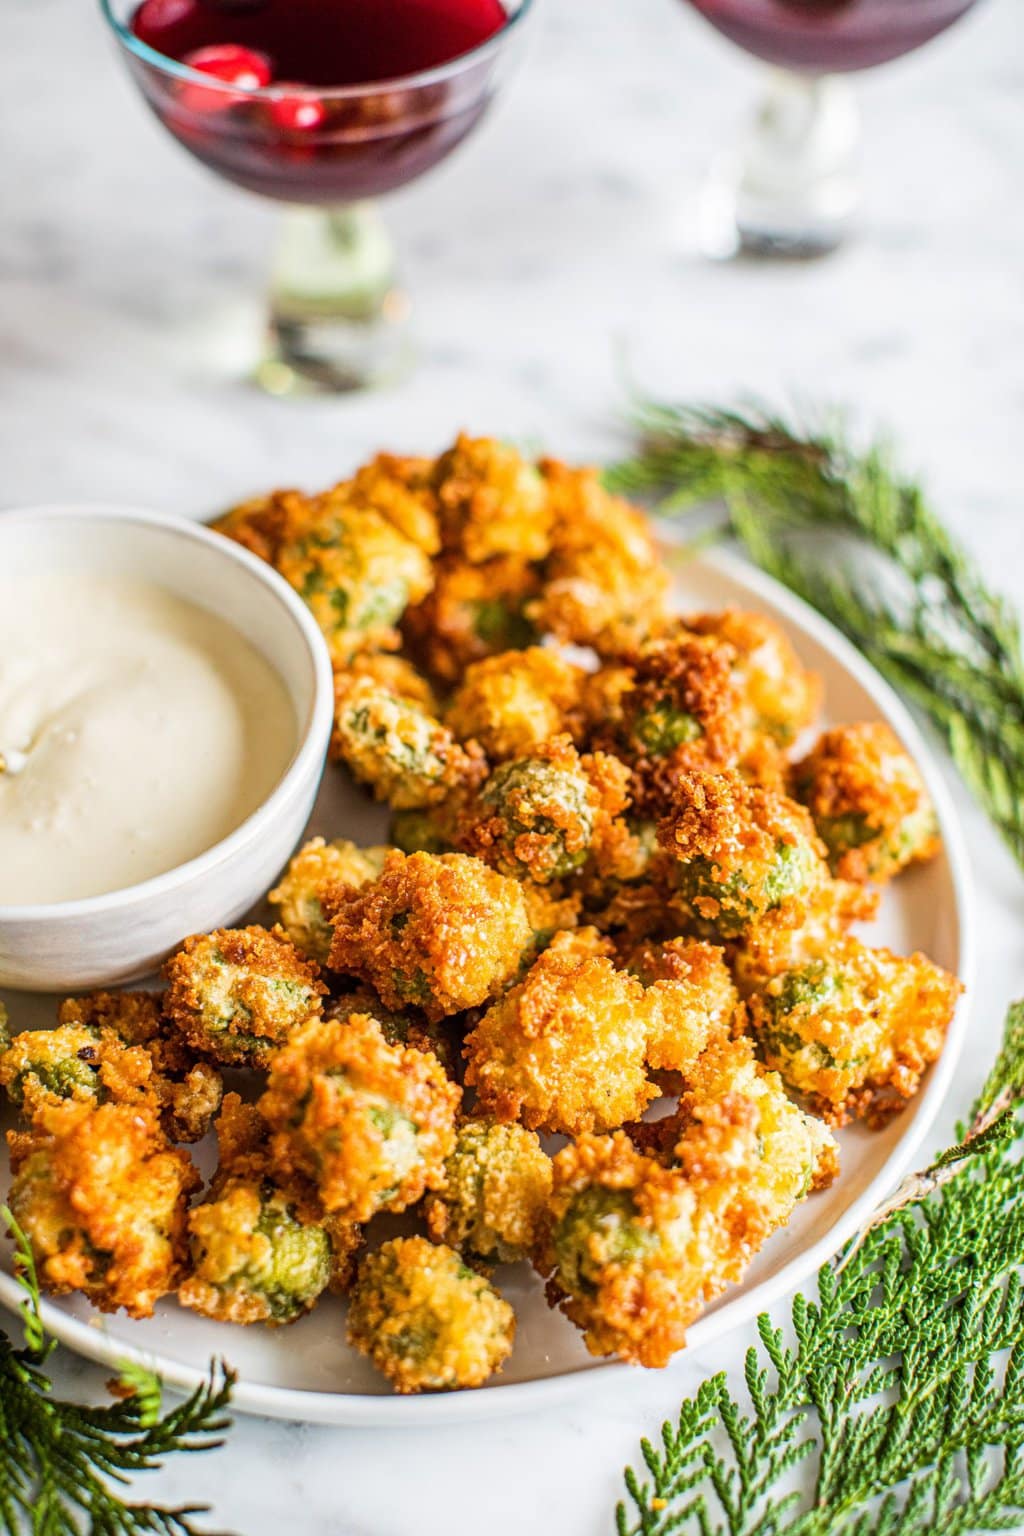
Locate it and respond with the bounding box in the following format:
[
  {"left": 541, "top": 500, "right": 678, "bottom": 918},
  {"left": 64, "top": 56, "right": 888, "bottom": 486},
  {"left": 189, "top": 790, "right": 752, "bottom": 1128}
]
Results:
[
  {"left": 606, "top": 400, "right": 1024, "bottom": 871},
  {"left": 617, "top": 1001, "right": 1024, "bottom": 1536},
  {"left": 0, "top": 1209, "right": 235, "bottom": 1536}
]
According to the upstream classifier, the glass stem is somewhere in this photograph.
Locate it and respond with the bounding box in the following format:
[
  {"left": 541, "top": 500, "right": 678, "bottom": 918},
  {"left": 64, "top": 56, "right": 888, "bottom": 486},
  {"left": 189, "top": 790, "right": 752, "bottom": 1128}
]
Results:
[
  {"left": 259, "top": 204, "right": 412, "bottom": 394},
  {"left": 700, "top": 71, "right": 861, "bottom": 260}
]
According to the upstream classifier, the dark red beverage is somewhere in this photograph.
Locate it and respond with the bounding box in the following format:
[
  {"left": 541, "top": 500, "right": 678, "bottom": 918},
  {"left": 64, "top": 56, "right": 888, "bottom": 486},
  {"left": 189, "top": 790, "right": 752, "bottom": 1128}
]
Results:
[
  {"left": 685, "top": 0, "right": 977, "bottom": 72},
  {"left": 125, "top": 0, "right": 511, "bottom": 202}
]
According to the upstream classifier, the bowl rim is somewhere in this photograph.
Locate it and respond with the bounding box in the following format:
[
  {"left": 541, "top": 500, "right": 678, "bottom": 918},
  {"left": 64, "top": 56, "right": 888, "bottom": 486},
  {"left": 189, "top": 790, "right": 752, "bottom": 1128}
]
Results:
[
  {"left": 98, "top": 0, "right": 537, "bottom": 101},
  {"left": 0, "top": 502, "right": 334, "bottom": 923}
]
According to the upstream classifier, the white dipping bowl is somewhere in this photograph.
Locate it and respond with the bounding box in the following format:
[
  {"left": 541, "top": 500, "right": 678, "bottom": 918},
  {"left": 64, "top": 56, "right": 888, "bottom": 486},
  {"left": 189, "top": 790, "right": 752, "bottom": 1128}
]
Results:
[{"left": 0, "top": 505, "right": 334, "bottom": 991}]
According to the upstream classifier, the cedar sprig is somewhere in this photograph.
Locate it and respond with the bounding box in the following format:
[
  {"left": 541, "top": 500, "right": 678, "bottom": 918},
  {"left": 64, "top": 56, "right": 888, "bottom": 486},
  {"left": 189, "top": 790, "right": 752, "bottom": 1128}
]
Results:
[
  {"left": 0, "top": 1207, "right": 234, "bottom": 1536},
  {"left": 617, "top": 999, "right": 1024, "bottom": 1536},
  {"left": 606, "top": 400, "right": 1024, "bottom": 869}
]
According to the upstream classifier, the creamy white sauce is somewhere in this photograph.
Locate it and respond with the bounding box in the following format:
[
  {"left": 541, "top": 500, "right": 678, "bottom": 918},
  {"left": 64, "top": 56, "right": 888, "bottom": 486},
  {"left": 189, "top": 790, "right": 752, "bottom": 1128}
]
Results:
[{"left": 0, "top": 574, "right": 296, "bottom": 905}]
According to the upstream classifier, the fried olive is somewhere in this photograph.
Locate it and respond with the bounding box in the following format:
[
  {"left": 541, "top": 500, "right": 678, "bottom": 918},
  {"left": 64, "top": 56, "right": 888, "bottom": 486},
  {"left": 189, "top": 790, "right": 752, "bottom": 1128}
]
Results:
[
  {"left": 269, "top": 837, "right": 387, "bottom": 962},
  {"left": 163, "top": 926, "right": 325, "bottom": 1069},
  {"left": 331, "top": 673, "right": 483, "bottom": 810},
  {"left": 425, "top": 1118, "right": 552, "bottom": 1264},
  {"left": 347, "top": 1236, "right": 515, "bottom": 1393},
  {"left": 445, "top": 647, "right": 586, "bottom": 762}
]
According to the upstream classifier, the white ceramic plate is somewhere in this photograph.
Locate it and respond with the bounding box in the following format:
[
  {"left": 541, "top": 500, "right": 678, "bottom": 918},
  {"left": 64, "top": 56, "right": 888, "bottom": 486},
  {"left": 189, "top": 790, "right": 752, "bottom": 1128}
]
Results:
[{"left": 0, "top": 546, "right": 973, "bottom": 1427}]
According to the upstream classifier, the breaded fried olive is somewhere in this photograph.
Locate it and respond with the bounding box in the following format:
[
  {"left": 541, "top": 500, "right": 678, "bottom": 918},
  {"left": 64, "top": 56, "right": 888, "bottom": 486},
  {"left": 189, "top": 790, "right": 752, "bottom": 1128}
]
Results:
[
  {"left": 748, "top": 936, "right": 961, "bottom": 1127},
  {"left": 0, "top": 992, "right": 222, "bottom": 1144},
  {"left": 332, "top": 673, "right": 483, "bottom": 810},
  {"left": 269, "top": 837, "right": 387, "bottom": 962},
  {"left": 445, "top": 647, "right": 586, "bottom": 761},
  {"left": 617, "top": 631, "right": 742, "bottom": 770},
  {"left": 659, "top": 768, "right": 828, "bottom": 936},
  {"left": 259, "top": 1012, "right": 459, "bottom": 1222},
  {"left": 347, "top": 1236, "right": 515, "bottom": 1393},
  {"left": 528, "top": 460, "right": 670, "bottom": 656},
  {"left": 792, "top": 722, "right": 940, "bottom": 884},
  {"left": 401, "top": 553, "right": 540, "bottom": 687},
  {"left": 163, "top": 926, "right": 325, "bottom": 1068},
  {"left": 425, "top": 1118, "right": 552, "bottom": 1264},
  {"left": 459, "top": 734, "right": 630, "bottom": 886},
  {"left": 6, "top": 1102, "right": 199, "bottom": 1318},
  {"left": 688, "top": 609, "right": 821, "bottom": 745},
  {"left": 179, "top": 1096, "right": 357, "bottom": 1326},
  {"left": 326, "top": 851, "right": 533, "bottom": 1019},
  {"left": 344, "top": 452, "right": 441, "bottom": 556},
  {"left": 323, "top": 988, "right": 459, "bottom": 1079},
  {"left": 211, "top": 487, "right": 317, "bottom": 566},
  {"left": 275, "top": 502, "right": 433, "bottom": 666},
  {"left": 434, "top": 434, "right": 552, "bottom": 564},
  {"left": 463, "top": 929, "right": 658, "bottom": 1136}
]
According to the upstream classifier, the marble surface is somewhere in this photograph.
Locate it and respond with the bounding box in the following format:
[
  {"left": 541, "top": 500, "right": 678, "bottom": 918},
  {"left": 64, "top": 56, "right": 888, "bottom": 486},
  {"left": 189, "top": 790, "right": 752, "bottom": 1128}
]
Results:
[{"left": 3, "top": 0, "right": 1024, "bottom": 1529}]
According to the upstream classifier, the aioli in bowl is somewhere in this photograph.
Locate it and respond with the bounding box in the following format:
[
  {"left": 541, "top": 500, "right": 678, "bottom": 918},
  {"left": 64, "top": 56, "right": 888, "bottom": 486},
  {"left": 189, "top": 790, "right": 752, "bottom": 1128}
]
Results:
[{"left": 0, "top": 571, "right": 296, "bottom": 906}]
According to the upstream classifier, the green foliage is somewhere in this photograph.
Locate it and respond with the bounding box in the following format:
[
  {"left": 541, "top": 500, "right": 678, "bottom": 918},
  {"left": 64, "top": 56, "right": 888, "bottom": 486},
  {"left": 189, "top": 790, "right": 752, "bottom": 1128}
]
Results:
[
  {"left": 617, "top": 999, "right": 1024, "bottom": 1536},
  {"left": 0, "top": 1208, "right": 234, "bottom": 1536},
  {"left": 607, "top": 400, "right": 1024, "bottom": 871}
]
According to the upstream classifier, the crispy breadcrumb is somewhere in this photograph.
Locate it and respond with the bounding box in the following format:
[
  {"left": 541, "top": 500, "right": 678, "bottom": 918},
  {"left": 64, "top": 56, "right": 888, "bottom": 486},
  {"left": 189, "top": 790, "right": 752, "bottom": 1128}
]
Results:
[
  {"left": 211, "top": 487, "right": 317, "bottom": 566},
  {"left": 331, "top": 673, "right": 485, "bottom": 810},
  {"left": 7, "top": 1102, "right": 199, "bottom": 1318},
  {"left": 259, "top": 1012, "right": 458, "bottom": 1221},
  {"left": 269, "top": 837, "right": 387, "bottom": 961},
  {"left": 401, "top": 553, "right": 540, "bottom": 686},
  {"left": 658, "top": 768, "right": 829, "bottom": 936},
  {"left": 163, "top": 926, "right": 325, "bottom": 1068},
  {"left": 446, "top": 647, "right": 587, "bottom": 761},
  {"left": 458, "top": 734, "right": 630, "bottom": 885},
  {"left": 623, "top": 937, "right": 742, "bottom": 1078},
  {"left": 688, "top": 610, "right": 821, "bottom": 745},
  {"left": 348, "top": 1236, "right": 515, "bottom": 1393},
  {"left": 463, "top": 929, "right": 658, "bottom": 1136},
  {"left": 434, "top": 434, "right": 553, "bottom": 564},
  {"left": 326, "top": 850, "right": 533, "bottom": 1019},
  {"left": 425, "top": 1117, "right": 552, "bottom": 1264},
  {"left": 747, "top": 935, "right": 961, "bottom": 1127},
  {"left": 343, "top": 452, "right": 441, "bottom": 556},
  {"left": 792, "top": 721, "right": 941, "bottom": 884}
]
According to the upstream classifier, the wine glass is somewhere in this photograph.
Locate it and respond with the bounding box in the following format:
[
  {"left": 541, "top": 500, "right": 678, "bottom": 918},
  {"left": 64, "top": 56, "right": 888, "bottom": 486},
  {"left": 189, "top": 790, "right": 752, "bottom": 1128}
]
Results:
[
  {"left": 681, "top": 0, "right": 981, "bottom": 258},
  {"left": 100, "top": 0, "right": 535, "bottom": 393}
]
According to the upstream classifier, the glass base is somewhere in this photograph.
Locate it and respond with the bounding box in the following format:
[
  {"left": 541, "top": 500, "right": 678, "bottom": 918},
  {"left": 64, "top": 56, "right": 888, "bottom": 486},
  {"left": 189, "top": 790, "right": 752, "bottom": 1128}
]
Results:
[
  {"left": 699, "top": 72, "right": 860, "bottom": 260},
  {"left": 256, "top": 205, "right": 413, "bottom": 395}
]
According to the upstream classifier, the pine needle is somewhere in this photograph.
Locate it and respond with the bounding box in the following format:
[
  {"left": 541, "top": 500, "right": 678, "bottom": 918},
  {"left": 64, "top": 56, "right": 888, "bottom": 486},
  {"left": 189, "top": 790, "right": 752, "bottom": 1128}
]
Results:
[{"left": 606, "top": 399, "right": 1024, "bottom": 871}]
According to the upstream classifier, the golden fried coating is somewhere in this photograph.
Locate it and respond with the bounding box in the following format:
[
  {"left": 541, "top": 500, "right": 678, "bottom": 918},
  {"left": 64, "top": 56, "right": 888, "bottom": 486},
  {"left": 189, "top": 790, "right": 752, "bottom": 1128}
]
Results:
[
  {"left": 7, "top": 1102, "right": 199, "bottom": 1318},
  {"left": 688, "top": 610, "right": 821, "bottom": 746},
  {"left": 458, "top": 734, "right": 631, "bottom": 886},
  {"left": 0, "top": 992, "right": 222, "bottom": 1144},
  {"left": 658, "top": 768, "right": 829, "bottom": 937},
  {"left": 615, "top": 631, "right": 743, "bottom": 775},
  {"left": 535, "top": 1041, "right": 836, "bottom": 1366},
  {"left": 269, "top": 837, "right": 387, "bottom": 961},
  {"left": 163, "top": 926, "right": 325, "bottom": 1069},
  {"left": 527, "top": 460, "right": 671, "bottom": 656},
  {"left": 445, "top": 647, "right": 587, "bottom": 761},
  {"left": 747, "top": 935, "right": 961, "bottom": 1127},
  {"left": 323, "top": 987, "right": 459, "bottom": 1078},
  {"left": 463, "top": 929, "right": 658, "bottom": 1136},
  {"left": 259, "top": 1013, "right": 458, "bottom": 1221},
  {"left": 426, "top": 1117, "right": 552, "bottom": 1264},
  {"left": 275, "top": 501, "right": 433, "bottom": 666},
  {"left": 326, "top": 850, "right": 533, "bottom": 1019},
  {"left": 211, "top": 487, "right": 317, "bottom": 566},
  {"left": 401, "top": 553, "right": 541, "bottom": 686},
  {"left": 331, "top": 673, "right": 485, "bottom": 811},
  {"left": 343, "top": 650, "right": 442, "bottom": 715},
  {"left": 791, "top": 722, "right": 941, "bottom": 884},
  {"left": 728, "top": 877, "right": 879, "bottom": 995},
  {"left": 348, "top": 1236, "right": 515, "bottom": 1393},
  {"left": 623, "top": 937, "right": 742, "bottom": 1078},
  {"left": 535, "top": 1130, "right": 704, "bottom": 1367},
  {"left": 519, "top": 880, "right": 582, "bottom": 950},
  {"left": 179, "top": 1095, "right": 358, "bottom": 1326},
  {"left": 434, "top": 434, "right": 553, "bottom": 564},
  {"left": 344, "top": 452, "right": 441, "bottom": 556}
]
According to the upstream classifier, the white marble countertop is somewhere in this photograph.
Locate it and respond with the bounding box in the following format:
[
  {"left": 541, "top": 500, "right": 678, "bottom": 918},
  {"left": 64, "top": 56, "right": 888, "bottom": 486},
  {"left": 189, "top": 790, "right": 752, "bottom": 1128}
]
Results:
[{"left": 3, "top": 0, "right": 1023, "bottom": 1529}]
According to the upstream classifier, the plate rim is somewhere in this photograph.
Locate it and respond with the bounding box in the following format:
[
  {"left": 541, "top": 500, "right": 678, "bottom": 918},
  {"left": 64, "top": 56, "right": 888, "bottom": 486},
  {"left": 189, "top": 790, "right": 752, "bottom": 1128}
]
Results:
[{"left": 0, "top": 542, "right": 976, "bottom": 1427}]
